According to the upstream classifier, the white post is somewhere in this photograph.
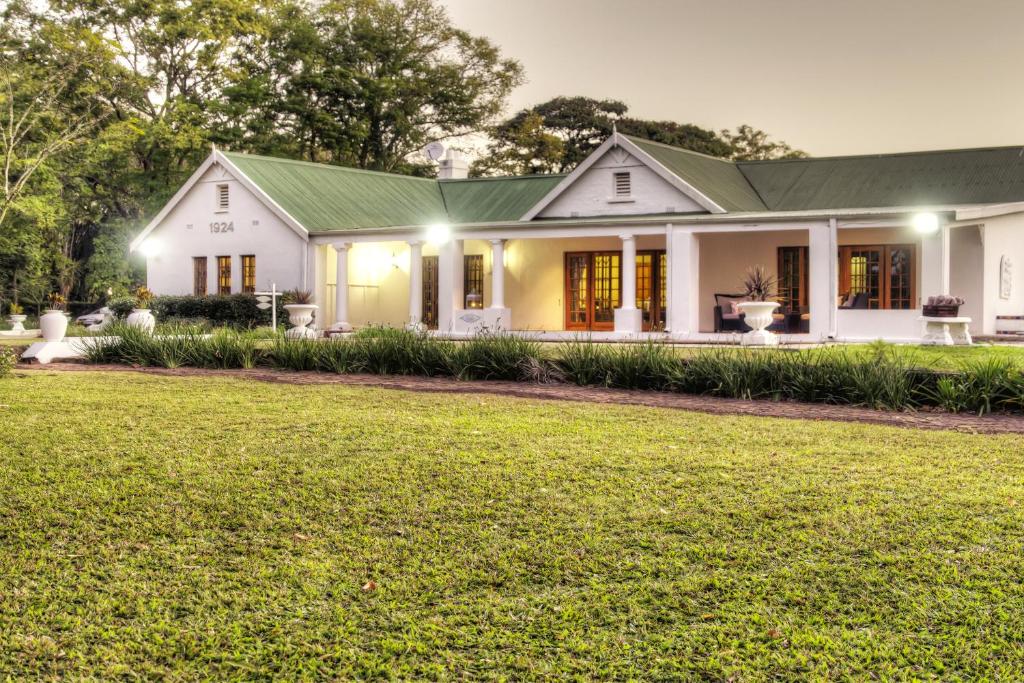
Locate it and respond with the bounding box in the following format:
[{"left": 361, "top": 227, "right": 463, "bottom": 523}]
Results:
[
  {"left": 920, "top": 226, "right": 945, "bottom": 306},
  {"left": 808, "top": 221, "right": 833, "bottom": 340},
  {"left": 489, "top": 239, "right": 505, "bottom": 309},
  {"left": 332, "top": 242, "right": 350, "bottom": 330},
  {"left": 614, "top": 233, "right": 642, "bottom": 333},
  {"left": 663, "top": 223, "right": 673, "bottom": 332},
  {"left": 667, "top": 228, "right": 699, "bottom": 337},
  {"left": 408, "top": 240, "right": 423, "bottom": 325},
  {"left": 438, "top": 238, "right": 464, "bottom": 332}
]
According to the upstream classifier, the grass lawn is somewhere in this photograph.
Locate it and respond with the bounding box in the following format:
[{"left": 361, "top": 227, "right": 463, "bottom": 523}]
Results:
[{"left": 1, "top": 371, "right": 1024, "bottom": 679}]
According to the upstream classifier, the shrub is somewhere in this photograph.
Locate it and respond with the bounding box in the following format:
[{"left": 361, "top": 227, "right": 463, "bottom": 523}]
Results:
[
  {"left": 0, "top": 346, "right": 18, "bottom": 377},
  {"left": 107, "top": 296, "right": 136, "bottom": 319},
  {"left": 151, "top": 294, "right": 285, "bottom": 328},
  {"left": 448, "top": 332, "right": 546, "bottom": 381}
]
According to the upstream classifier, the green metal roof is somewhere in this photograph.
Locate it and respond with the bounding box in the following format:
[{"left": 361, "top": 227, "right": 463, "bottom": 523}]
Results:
[
  {"left": 737, "top": 146, "right": 1024, "bottom": 211},
  {"left": 624, "top": 135, "right": 768, "bottom": 211},
  {"left": 223, "top": 152, "right": 448, "bottom": 230},
  {"left": 440, "top": 175, "right": 565, "bottom": 224}
]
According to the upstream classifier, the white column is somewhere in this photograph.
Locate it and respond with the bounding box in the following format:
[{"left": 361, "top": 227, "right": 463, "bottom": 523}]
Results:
[
  {"left": 920, "top": 226, "right": 945, "bottom": 305},
  {"left": 808, "top": 221, "right": 834, "bottom": 340},
  {"left": 332, "top": 242, "right": 350, "bottom": 330},
  {"left": 438, "top": 238, "right": 464, "bottom": 332},
  {"left": 614, "top": 233, "right": 642, "bottom": 334},
  {"left": 667, "top": 228, "right": 699, "bottom": 337},
  {"left": 489, "top": 239, "right": 505, "bottom": 309},
  {"left": 663, "top": 223, "right": 674, "bottom": 332},
  {"left": 408, "top": 240, "right": 423, "bottom": 325}
]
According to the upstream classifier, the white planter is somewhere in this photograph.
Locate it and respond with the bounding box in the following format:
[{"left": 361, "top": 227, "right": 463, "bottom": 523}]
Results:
[
  {"left": 284, "top": 304, "right": 318, "bottom": 339},
  {"left": 40, "top": 309, "right": 69, "bottom": 342},
  {"left": 7, "top": 314, "right": 26, "bottom": 332},
  {"left": 737, "top": 301, "right": 780, "bottom": 346},
  {"left": 125, "top": 308, "right": 156, "bottom": 333}
]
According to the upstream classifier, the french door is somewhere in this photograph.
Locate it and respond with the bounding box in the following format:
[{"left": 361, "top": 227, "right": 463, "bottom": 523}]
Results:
[
  {"left": 636, "top": 250, "right": 667, "bottom": 331},
  {"left": 838, "top": 245, "right": 915, "bottom": 309},
  {"left": 565, "top": 252, "right": 620, "bottom": 331},
  {"left": 422, "top": 255, "right": 439, "bottom": 329}
]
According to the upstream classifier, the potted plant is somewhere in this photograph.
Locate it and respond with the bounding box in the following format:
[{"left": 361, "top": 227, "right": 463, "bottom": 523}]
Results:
[
  {"left": 7, "top": 302, "right": 26, "bottom": 333},
  {"left": 125, "top": 286, "right": 156, "bottom": 332},
  {"left": 736, "top": 266, "right": 780, "bottom": 346},
  {"left": 923, "top": 295, "right": 965, "bottom": 317},
  {"left": 283, "top": 289, "right": 318, "bottom": 339},
  {"left": 40, "top": 293, "right": 69, "bottom": 342}
]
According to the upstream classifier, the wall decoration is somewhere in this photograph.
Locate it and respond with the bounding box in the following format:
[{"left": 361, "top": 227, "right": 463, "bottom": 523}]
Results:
[{"left": 1000, "top": 255, "right": 1013, "bottom": 300}]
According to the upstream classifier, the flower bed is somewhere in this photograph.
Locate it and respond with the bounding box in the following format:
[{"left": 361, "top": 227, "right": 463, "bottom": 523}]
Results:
[{"left": 81, "top": 324, "right": 1024, "bottom": 414}]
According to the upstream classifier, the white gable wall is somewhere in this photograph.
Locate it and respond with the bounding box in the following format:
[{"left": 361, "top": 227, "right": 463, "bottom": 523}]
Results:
[
  {"left": 537, "top": 149, "right": 705, "bottom": 219},
  {"left": 143, "top": 163, "right": 307, "bottom": 295}
]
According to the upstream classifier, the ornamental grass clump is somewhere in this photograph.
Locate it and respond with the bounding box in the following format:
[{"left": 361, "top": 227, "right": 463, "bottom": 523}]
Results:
[
  {"left": 448, "top": 331, "right": 546, "bottom": 381},
  {"left": 556, "top": 337, "right": 612, "bottom": 386},
  {"left": 603, "top": 341, "right": 680, "bottom": 390}
]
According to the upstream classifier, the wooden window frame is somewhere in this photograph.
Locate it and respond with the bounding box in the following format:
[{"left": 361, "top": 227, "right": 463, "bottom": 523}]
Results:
[
  {"left": 565, "top": 250, "right": 668, "bottom": 332},
  {"left": 193, "top": 257, "right": 207, "bottom": 296},
  {"left": 217, "top": 255, "right": 232, "bottom": 295},
  {"left": 637, "top": 249, "right": 667, "bottom": 331},
  {"left": 241, "top": 255, "right": 256, "bottom": 293},
  {"left": 463, "top": 254, "right": 484, "bottom": 309},
  {"left": 838, "top": 244, "right": 917, "bottom": 310},
  {"left": 777, "top": 246, "right": 808, "bottom": 312}
]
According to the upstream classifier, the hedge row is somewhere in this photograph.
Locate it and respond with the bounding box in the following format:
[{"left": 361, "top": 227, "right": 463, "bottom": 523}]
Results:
[
  {"left": 81, "top": 324, "right": 1024, "bottom": 414},
  {"left": 108, "top": 294, "right": 287, "bottom": 328}
]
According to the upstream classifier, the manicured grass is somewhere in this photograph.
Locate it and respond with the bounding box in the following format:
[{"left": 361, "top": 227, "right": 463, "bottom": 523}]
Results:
[{"left": 2, "top": 371, "right": 1023, "bottom": 679}]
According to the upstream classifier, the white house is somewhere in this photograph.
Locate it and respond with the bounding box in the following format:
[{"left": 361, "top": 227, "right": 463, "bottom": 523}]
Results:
[{"left": 131, "top": 132, "right": 1024, "bottom": 341}]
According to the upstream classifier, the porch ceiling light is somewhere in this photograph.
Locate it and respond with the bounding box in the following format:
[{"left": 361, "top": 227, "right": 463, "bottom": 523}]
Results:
[
  {"left": 138, "top": 238, "right": 162, "bottom": 257},
  {"left": 425, "top": 224, "right": 451, "bottom": 245},
  {"left": 912, "top": 212, "right": 939, "bottom": 234}
]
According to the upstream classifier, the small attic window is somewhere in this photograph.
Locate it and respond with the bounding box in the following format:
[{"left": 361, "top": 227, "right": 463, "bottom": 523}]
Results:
[
  {"left": 215, "top": 183, "right": 229, "bottom": 212},
  {"left": 613, "top": 171, "right": 631, "bottom": 198}
]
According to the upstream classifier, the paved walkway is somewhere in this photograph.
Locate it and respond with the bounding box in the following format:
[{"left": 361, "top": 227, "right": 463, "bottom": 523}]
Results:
[{"left": 20, "top": 362, "right": 1024, "bottom": 435}]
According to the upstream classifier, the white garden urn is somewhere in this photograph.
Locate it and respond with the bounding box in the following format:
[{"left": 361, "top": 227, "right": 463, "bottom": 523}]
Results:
[
  {"left": 125, "top": 308, "right": 156, "bottom": 333},
  {"left": 7, "top": 314, "right": 26, "bottom": 333},
  {"left": 737, "top": 301, "right": 780, "bottom": 346},
  {"left": 40, "top": 309, "right": 69, "bottom": 342},
  {"left": 284, "top": 304, "right": 318, "bottom": 339}
]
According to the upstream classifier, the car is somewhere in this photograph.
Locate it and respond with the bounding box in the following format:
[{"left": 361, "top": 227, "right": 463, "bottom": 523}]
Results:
[{"left": 75, "top": 307, "right": 112, "bottom": 326}]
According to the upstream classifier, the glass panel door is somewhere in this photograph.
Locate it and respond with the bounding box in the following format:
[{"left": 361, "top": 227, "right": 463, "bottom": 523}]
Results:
[
  {"left": 591, "top": 252, "right": 620, "bottom": 330},
  {"left": 887, "top": 247, "right": 913, "bottom": 309},
  {"left": 422, "top": 256, "right": 438, "bottom": 329},
  {"left": 565, "top": 253, "right": 589, "bottom": 330}
]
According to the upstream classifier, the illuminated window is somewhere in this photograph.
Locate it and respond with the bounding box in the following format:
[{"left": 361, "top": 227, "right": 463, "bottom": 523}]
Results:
[
  {"left": 777, "top": 247, "right": 808, "bottom": 311},
  {"left": 464, "top": 254, "right": 484, "bottom": 309},
  {"left": 217, "top": 256, "right": 231, "bottom": 294},
  {"left": 840, "top": 245, "right": 915, "bottom": 309},
  {"left": 241, "top": 255, "right": 256, "bottom": 293}
]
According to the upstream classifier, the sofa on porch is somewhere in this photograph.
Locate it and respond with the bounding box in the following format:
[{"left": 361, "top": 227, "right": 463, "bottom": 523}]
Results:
[{"left": 713, "top": 293, "right": 810, "bottom": 334}]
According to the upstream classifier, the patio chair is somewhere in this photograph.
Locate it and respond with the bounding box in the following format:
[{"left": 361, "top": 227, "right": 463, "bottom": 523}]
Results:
[
  {"left": 713, "top": 293, "right": 752, "bottom": 332},
  {"left": 838, "top": 292, "right": 869, "bottom": 309}
]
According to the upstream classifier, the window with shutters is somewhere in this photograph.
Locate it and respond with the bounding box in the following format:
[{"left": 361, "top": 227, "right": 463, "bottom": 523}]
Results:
[
  {"left": 216, "top": 184, "right": 229, "bottom": 212},
  {"left": 612, "top": 171, "right": 631, "bottom": 198}
]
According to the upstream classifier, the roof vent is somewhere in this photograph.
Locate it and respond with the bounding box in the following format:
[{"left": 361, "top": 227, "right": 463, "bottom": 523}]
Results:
[{"left": 613, "top": 171, "right": 631, "bottom": 197}]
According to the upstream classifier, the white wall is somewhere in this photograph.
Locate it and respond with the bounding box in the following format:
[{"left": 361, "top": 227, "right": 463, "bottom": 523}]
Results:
[
  {"left": 978, "top": 214, "right": 1024, "bottom": 335},
  {"left": 538, "top": 149, "right": 705, "bottom": 219},
  {"left": 143, "top": 163, "right": 307, "bottom": 295},
  {"left": 948, "top": 225, "right": 984, "bottom": 332}
]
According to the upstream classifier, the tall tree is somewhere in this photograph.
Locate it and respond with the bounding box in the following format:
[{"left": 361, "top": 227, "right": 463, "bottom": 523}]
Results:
[
  {"left": 721, "top": 124, "right": 807, "bottom": 160},
  {"left": 220, "top": 0, "right": 524, "bottom": 172}
]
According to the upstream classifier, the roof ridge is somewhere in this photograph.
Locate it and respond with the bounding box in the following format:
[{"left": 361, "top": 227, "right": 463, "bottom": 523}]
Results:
[
  {"left": 221, "top": 151, "right": 440, "bottom": 183},
  {"left": 621, "top": 134, "right": 738, "bottom": 164},
  {"left": 737, "top": 144, "right": 1024, "bottom": 165},
  {"left": 440, "top": 173, "right": 568, "bottom": 183}
]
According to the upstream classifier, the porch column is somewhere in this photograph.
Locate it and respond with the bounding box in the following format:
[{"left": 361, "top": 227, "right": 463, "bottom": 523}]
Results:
[
  {"left": 332, "top": 242, "right": 351, "bottom": 330},
  {"left": 485, "top": 239, "right": 512, "bottom": 330},
  {"left": 438, "top": 238, "right": 464, "bottom": 332},
  {"left": 808, "top": 221, "right": 835, "bottom": 340},
  {"left": 408, "top": 240, "right": 423, "bottom": 326},
  {"left": 920, "top": 225, "right": 947, "bottom": 304},
  {"left": 667, "top": 228, "right": 699, "bottom": 336},
  {"left": 614, "top": 234, "right": 642, "bottom": 333},
  {"left": 489, "top": 239, "right": 505, "bottom": 308}
]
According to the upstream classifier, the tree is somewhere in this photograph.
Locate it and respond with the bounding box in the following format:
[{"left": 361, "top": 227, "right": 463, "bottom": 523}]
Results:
[
  {"left": 220, "top": 0, "right": 524, "bottom": 172},
  {"left": 472, "top": 96, "right": 732, "bottom": 176},
  {"left": 721, "top": 124, "right": 807, "bottom": 161}
]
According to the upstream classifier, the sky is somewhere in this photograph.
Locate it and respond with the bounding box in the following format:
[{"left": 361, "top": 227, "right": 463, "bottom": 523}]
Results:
[{"left": 439, "top": 0, "right": 1024, "bottom": 157}]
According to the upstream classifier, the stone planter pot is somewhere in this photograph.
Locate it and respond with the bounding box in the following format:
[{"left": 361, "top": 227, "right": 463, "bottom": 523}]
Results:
[
  {"left": 284, "top": 304, "right": 318, "bottom": 339},
  {"left": 126, "top": 308, "right": 156, "bottom": 333},
  {"left": 737, "top": 301, "right": 780, "bottom": 346},
  {"left": 40, "top": 309, "right": 69, "bottom": 342},
  {"left": 7, "top": 314, "right": 26, "bottom": 333}
]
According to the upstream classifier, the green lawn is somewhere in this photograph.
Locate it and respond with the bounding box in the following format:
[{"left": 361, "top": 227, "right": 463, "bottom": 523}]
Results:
[{"left": 1, "top": 371, "right": 1024, "bottom": 679}]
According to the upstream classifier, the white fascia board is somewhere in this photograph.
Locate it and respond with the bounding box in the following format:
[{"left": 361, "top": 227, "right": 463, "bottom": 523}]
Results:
[
  {"left": 954, "top": 202, "right": 1024, "bottom": 221},
  {"left": 129, "top": 150, "right": 309, "bottom": 253},
  {"left": 518, "top": 132, "right": 726, "bottom": 221}
]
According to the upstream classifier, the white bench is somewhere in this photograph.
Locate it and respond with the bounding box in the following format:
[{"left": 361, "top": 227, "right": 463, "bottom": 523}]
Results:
[{"left": 918, "top": 316, "right": 972, "bottom": 346}]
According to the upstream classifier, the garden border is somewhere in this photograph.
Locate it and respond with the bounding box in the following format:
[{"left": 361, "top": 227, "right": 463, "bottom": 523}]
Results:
[{"left": 19, "top": 363, "right": 1024, "bottom": 434}]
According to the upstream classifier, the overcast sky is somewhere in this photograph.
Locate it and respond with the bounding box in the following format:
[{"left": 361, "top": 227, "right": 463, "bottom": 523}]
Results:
[{"left": 440, "top": 0, "right": 1024, "bottom": 156}]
